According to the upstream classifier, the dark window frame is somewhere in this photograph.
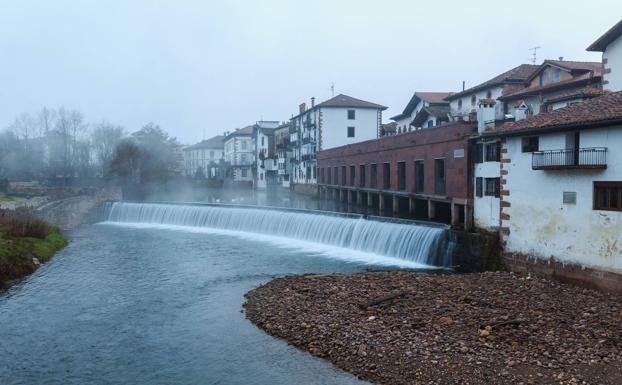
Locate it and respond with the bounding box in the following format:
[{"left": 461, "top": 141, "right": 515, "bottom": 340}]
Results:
[
  {"left": 434, "top": 158, "right": 446, "bottom": 195},
  {"left": 341, "top": 166, "right": 346, "bottom": 185},
  {"left": 484, "top": 142, "right": 501, "bottom": 162},
  {"left": 476, "top": 177, "right": 483, "bottom": 197},
  {"left": 594, "top": 181, "right": 622, "bottom": 211},
  {"left": 349, "top": 165, "right": 356, "bottom": 186},
  {"left": 370, "top": 164, "right": 378, "bottom": 188},
  {"left": 522, "top": 136, "right": 539, "bottom": 153},
  {"left": 397, "top": 161, "right": 406, "bottom": 191},
  {"left": 484, "top": 177, "right": 500, "bottom": 198},
  {"left": 359, "top": 164, "right": 366, "bottom": 188},
  {"left": 414, "top": 160, "right": 425, "bottom": 193},
  {"left": 347, "top": 126, "right": 355, "bottom": 137},
  {"left": 383, "top": 162, "right": 391, "bottom": 189},
  {"left": 347, "top": 110, "right": 356, "bottom": 120}
]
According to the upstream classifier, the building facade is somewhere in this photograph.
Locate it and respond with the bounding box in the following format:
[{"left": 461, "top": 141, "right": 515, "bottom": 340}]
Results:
[
  {"left": 182, "top": 135, "right": 225, "bottom": 179},
  {"left": 253, "top": 121, "right": 279, "bottom": 189},
  {"left": 588, "top": 18, "right": 622, "bottom": 91},
  {"left": 224, "top": 126, "right": 254, "bottom": 184},
  {"left": 290, "top": 94, "right": 387, "bottom": 186},
  {"left": 390, "top": 92, "right": 453, "bottom": 134},
  {"left": 316, "top": 121, "right": 475, "bottom": 229},
  {"left": 274, "top": 122, "right": 292, "bottom": 187}
]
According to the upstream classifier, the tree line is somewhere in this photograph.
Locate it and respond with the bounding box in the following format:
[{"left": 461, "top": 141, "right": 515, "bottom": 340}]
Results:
[{"left": 0, "top": 107, "right": 183, "bottom": 196}]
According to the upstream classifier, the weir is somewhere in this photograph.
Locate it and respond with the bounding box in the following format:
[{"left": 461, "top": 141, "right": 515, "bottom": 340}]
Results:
[{"left": 104, "top": 202, "right": 453, "bottom": 267}]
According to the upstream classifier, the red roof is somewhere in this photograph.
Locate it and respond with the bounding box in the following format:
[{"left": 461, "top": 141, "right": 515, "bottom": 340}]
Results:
[
  {"left": 499, "top": 73, "right": 602, "bottom": 101},
  {"left": 416, "top": 92, "right": 454, "bottom": 104},
  {"left": 445, "top": 64, "right": 539, "bottom": 100},
  {"left": 490, "top": 91, "right": 622, "bottom": 134},
  {"left": 524, "top": 60, "right": 603, "bottom": 84}
]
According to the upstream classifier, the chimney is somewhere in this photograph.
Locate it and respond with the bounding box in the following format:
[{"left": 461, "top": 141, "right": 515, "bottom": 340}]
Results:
[
  {"left": 311, "top": 97, "right": 315, "bottom": 107},
  {"left": 476, "top": 99, "right": 496, "bottom": 134},
  {"left": 558, "top": 56, "right": 564, "bottom": 61},
  {"left": 299, "top": 103, "right": 306, "bottom": 114},
  {"left": 462, "top": 81, "right": 465, "bottom": 91}
]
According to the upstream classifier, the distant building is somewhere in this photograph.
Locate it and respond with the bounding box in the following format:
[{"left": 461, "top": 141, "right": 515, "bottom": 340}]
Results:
[
  {"left": 587, "top": 18, "right": 622, "bottom": 91},
  {"left": 499, "top": 60, "right": 603, "bottom": 119},
  {"left": 290, "top": 94, "right": 387, "bottom": 187},
  {"left": 274, "top": 122, "right": 292, "bottom": 188},
  {"left": 389, "top": 92, "right": 453, "bottom": 134},
  {"left": 253, "top": 121, "right": 279, "bottom": 188},
  {"left": 182, "top": 135, "right": 225, "bottom": 179},
  {"left": 224, "top": 126, "right": 254, "bottom": 184}
]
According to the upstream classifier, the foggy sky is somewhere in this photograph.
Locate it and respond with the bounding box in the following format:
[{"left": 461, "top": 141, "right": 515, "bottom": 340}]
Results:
[{"left": 1, "top": 0, "right": 620, "bottom": 144}]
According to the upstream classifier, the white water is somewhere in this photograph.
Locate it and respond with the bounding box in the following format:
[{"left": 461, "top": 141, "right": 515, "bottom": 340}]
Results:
[{"left": 103, "top": 202, "right": 452, "bottom": 268}]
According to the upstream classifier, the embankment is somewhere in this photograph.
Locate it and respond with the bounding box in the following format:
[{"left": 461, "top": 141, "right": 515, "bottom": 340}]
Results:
[{"left": 0, "top": 210, "right": 67, "bottom": 290}]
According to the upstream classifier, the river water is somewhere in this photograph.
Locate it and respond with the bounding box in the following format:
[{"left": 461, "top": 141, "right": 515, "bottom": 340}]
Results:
[{"left": 0, "top": 205, "right": 440, "bottom": 385}]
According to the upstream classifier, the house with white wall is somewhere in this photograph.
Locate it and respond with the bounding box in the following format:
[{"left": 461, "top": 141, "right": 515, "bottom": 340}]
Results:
[
  {"left": 253, "top": 121, "right": 279, "bottom": 189},
  {"left": 290, "top": 94, "right": 387, "bottom": 186},
  {"left": 274, "top": 122, "right": 292, "bottom": 188},
  {"left": 479, "top": 91, "right": 622, "bottom": 291},
  {"left": 182, "top": 135, "right": 225, "bottom": 179},
  {"left": 390, "top": 92, "right": 453, "bottom": 133},
  {"left": 224, "top": 125, "right": 255, "bottom": 184},
  {"left": 499, "top": 60, "right": 603, "bottom": 119},
  {"left": 588, "top": 18, "right": 622, "bottom": 92}
]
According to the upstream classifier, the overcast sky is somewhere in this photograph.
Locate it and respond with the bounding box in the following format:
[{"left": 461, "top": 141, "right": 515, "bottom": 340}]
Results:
[{"left": 1, "top": 0, "right": 620, "bottom": 144}]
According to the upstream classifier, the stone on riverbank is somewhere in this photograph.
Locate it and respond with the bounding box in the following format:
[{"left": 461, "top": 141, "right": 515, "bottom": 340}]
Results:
[{"left": 244, "top": 271, "right": 622, "bottom": 385}]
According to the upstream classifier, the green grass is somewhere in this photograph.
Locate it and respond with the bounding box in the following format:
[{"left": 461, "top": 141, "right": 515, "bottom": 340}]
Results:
[{"left": 0, "top": 216, "right": 68, "bottom": 290}]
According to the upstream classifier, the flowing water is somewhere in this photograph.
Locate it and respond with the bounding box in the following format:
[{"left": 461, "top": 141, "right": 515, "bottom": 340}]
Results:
[{"left": 0, "top": 202, "right": 450, "bottom": 384}]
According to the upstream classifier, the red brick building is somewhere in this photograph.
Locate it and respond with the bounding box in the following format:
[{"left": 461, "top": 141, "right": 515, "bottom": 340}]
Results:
[{"left": 316, "top": 121, "right": 476, "bottom": 228}]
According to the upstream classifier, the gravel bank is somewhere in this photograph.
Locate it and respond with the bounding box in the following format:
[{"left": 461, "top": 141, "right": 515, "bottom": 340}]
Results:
[{"left": 244, "top": 272, "right": 622, "bottom": 385}]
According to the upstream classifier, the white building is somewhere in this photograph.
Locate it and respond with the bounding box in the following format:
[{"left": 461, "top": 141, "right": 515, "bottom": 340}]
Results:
[
  {"left": 290, "top": 94, "right": 387, "bottom": 185},
  {"left": 224, "top": 126, "right": 255, "bottom": 184},
  {"left": 389, "top": 92, "right": 453, "bottom": 134},
  {"left": 253, "top": 121, "right": 279, "bottom": 189},
  {"left": 182, "top": 135, "right": 225, "bottom": 178},
  {"left": 588, "top": 18, "right": 622, "bottom": 92},
  {"left": 274, "top": 122, "right": 292, "bottom": 188},
  {"left": 480, "top": 92, "right": 622, "bottom": 284}
]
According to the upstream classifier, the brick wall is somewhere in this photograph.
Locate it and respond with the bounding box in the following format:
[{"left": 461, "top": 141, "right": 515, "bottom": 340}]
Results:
[{"left": 316, "top": 122, "right": 476, "bottom": 200}]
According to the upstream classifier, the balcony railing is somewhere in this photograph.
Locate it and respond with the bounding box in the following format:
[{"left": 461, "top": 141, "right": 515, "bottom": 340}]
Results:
[
  {"left": 302, "top": 137, "right": 315, "bottom": 145},
  {"left": 532, "top": 147, "right": 607, "bottom": 170}
]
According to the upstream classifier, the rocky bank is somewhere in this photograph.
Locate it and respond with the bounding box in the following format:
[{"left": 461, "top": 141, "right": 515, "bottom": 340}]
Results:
[{"left": 244, "top": 271, "right": 622, "bottom": 385}]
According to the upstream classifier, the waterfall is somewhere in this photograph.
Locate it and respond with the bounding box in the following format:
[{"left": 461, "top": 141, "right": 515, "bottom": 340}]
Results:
[{"left": 104, "top": 202, "right": 452, "bottom": 267}]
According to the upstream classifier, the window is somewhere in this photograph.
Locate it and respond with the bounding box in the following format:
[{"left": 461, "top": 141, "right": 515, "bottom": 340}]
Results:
[
  {"left": 347, "top": 110, "right": 356, "bottom": 120},
  {"left": 485, "top": 177, "right": 500, "bottom": 197},
  {"left": 414, "top": 160, "right": 424, "bottom": 192},
  {"left": 472, "top": 143, "right": 483, "bottom": 164},
  {"left": 359, "top": 165, "right": 366, "bottom": 187},
  {"left": 594, "top": 182, "right": 622, "bottom": 211},
  {"left": 312, "top": 167, "right": 316, "bottom": 179},
  {"left": 241, "top": 140, "right": 247, "bottom": 150},
  {"left": 471, "top": 95, "right": 476, "bottom": 106},
  {"left": 261, "top": 136, "right": 264, "bottom": 146},
  {"left": 458, "top": 99, "right": 463, "bottom": 109},
  {"left": 486, "top": 90, "right": 492, "bottom": 99},
  {"left": 370, "top": 164, "right": 377, "bottom": 188},
  {"left": 476, "top": 177, "right": 483, "bottom": 197},
  {"left": 397, "top": 162, "right": 406, "bottom": 190},
  {"left": 210, "top": 150, "right": 214, "bottom": 158},
  {"left": 347, "top": 126, "right": 355, "bottom": 137},
  {"left": 341, "top": 166, "right": 346, "bottom": 185},
  {"left": 554, "top": 68, "right": 561, "bottom": 83},
  {"left": 522, "top": 136, "right": 539, "bottom": 153},
  {"left": 241, "top": 168, "right": 248, "bottom": 177},
  {"left": 334, "top": 167, "right": 338, "bottom": 185},
  {"left": 383, "top": 163, "right": 391, "bottom": 189},
  {"left": 327, "top": 168, "right": 332, "bottom": 184},
  {"left": 435, "top": 159, "right": 446, "bottom": 194},
  {"left": 427, "top": 120, "right": 434, "bottom": 128},
  {"left": 320, "top": 168, "right": 325, "bottom": 183},
  {"left": 484, "top": 142, "right": 501, "bottom": 162},
  {"left": 241, "top": 153, "right": 247, "bottom": 162},
  {"left": 350, "top": 165, "right": 355, "bottom": 186}
]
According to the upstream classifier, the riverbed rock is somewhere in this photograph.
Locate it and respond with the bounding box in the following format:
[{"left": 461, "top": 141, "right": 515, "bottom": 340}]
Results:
[{"left": 244, "top": 271, "right": 622, "bottom": 385}]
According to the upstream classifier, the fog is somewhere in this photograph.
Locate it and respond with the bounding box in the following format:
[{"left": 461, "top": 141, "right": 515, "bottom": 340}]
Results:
[{"left": 1, "top": 0, "right": 620, "bottom": 144}]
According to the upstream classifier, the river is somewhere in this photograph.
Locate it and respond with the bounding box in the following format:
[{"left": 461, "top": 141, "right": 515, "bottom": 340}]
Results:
[{"left": 0, "top": 203, "right": 448, "bottom": 385}]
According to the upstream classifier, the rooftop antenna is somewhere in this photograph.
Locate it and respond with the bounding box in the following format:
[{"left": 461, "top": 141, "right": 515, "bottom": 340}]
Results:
[
  {"left": 529, "top": 46, "right": 541, "bottom": 64},
  {"left": 330, "top": 82, "right": 335, "bottom": 97}
]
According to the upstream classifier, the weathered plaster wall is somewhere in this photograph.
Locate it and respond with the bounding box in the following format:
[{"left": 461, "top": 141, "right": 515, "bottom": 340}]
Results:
[
  {"left": 473, "top": 160, "right": 501, "bottom": 229},
  {"left": 502, "top": 127, "right": 622, "bottom": 272}
]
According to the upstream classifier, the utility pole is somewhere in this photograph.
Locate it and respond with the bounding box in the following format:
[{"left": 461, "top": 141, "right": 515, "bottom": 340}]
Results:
[{"left": 529, "top": 46, "right": 541, "bottom": 65}]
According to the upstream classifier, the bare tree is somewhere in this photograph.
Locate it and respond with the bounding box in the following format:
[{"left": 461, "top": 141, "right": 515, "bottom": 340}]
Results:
[{"left": 92, "top": 122, "right": 124, "bottom": 177}]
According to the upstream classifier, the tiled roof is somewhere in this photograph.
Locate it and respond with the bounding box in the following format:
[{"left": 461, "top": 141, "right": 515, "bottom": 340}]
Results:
[
  {"left": 412, "top": 105, "right": 450, "bottom": 126},
  {"left": 445, "top": 64, "right": 539, "bottom": 100},
  {"left": 183, "top": 135, "right": 225, "bottom": 151},
  {"left": 499, "top": 73, "right": 602, "bottom": 101},
  {"left": 315, "top": 94, "right": 387, "bottom": 110},
  {"left": 587, "top": 19, "right": 622, "bottom": 52},
  {"left": 545, "top": 87, "right": 607, "bottom": 104},
  {"left": 524, "top": 60, "right": 603, "bottom": 84},
  {"left": 227, "top": 125, "right": 254, "bottom": 138},
  {"left": 489, "top": 91, "right": 622, "bottom": 134},
  {"left": 390, "top": 91, "right": 452, "bottom": 121}
]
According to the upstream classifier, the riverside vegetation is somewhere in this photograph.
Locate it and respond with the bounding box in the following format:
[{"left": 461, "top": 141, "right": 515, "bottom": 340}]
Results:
[{"left": 0, "top": 208, "right": 67, "bottom": 290}]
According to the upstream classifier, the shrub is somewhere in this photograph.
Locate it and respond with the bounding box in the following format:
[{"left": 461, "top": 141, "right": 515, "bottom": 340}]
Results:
[{"left": 0, "top": 208, "right": 51, "bottom": 239}]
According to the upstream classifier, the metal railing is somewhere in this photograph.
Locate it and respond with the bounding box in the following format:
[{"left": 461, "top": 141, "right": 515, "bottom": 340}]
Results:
[{"left": 532, "top": 147, "right": 607, "bottom": 170}]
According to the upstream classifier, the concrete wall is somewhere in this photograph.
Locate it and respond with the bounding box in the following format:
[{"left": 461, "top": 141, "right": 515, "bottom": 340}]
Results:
[
  {"left": 603, "top": 34, "right": 622, "bottom": 91},
  {"left": 320, "top": 107, "right": 380, "bottom": 150},
  {"left": 501, "top": 127, "right": 622, "bottom": 272}
]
